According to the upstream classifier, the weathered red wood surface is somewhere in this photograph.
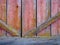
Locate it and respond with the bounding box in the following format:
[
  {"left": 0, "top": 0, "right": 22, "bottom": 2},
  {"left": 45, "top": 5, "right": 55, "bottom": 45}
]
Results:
[
  {"left": 0, "top": 0, "right": 60, "bottom": 37},
  {"left": 37, "top": 0, "right": 50, "bottom": 36},
  {"left": 7, "top": 0, "right": 21, "bottom": 36},
  {"left": 0, "top": 0, "right": 6, "bottom": 36},
  {"left": 58, "top": 0, "right": 60, "bottom": 34},
  {"left": 51, "top": 0, "right": 60, "bottom": 36},
  {"left": 22, "top": 0, "right": 36, "bottom": 36}
]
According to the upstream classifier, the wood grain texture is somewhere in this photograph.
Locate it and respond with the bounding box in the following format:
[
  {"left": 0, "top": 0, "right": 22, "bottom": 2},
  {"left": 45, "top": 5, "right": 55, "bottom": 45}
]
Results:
[
  {"left": 57, "top": 0, "right": 60, "bottom": 35},
  {"left": 51, "top": 0, "right": 58, "bottom": 35},
  {"left": 0, "top": 0, "right": 60, "bottom": 37},
  {"left": 0, "top": 20, "right": 19, "bottom": 36},
  {"left": 7, "top": 0, "right": 21, "bottom": 36},
  {"left": 22, "top": 0, "right": 36, "bottom": 37},
  {"left": 23, "top": 12, "right": 60, "bottom": 37},
  {"left": 37, "top": 0, "right": 50, "bottom": 37},
  {"left": 0, "top": 0, "right": 6, "bottom": 36}
]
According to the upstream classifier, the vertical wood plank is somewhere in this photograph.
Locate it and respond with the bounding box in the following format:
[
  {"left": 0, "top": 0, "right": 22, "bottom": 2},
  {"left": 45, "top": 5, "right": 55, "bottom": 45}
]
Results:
[
  {"left": 0, "top": 0, "right": 6, "bottom": 36},
  {"left": 37, "top": 0, "right": 50, "bottom": 37},
  {"left": 7, "top": 0, "right": 21, "bottom": 36},
  {"left": 51, "top": 0, "right": 58, "bottom": 36},
  {"left": 57, "top": 0, "right": 60, "bottom": 35},
  {"left": 22, "top": 0, "right": 36, "bottom": 37}
]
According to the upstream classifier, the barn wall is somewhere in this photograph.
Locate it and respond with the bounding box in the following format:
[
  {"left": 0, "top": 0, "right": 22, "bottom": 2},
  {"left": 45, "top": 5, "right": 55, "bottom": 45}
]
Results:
[{"left": 0, "top": 0, "right": 60, "bottom": 37}]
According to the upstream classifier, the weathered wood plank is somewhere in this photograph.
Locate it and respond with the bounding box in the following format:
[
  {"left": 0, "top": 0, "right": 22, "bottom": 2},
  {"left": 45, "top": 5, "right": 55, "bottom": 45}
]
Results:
[
  {"left": 51, "top": 0, "right": 58, "bottom": 35},
  {"left": 0, "top": 0, "right": 6, "bottom": 36},
  {"left": 37, "top": 0, "right": 50, "bottom": 37},
  {"left": 7, "top": 0, "right": 21, "bottom": 36},
  {"left": 57, "top": 0, "right": 60, "bottom": 35},
  {"left": 22, "top": 0, "right": 36, "bottom": 37}
]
